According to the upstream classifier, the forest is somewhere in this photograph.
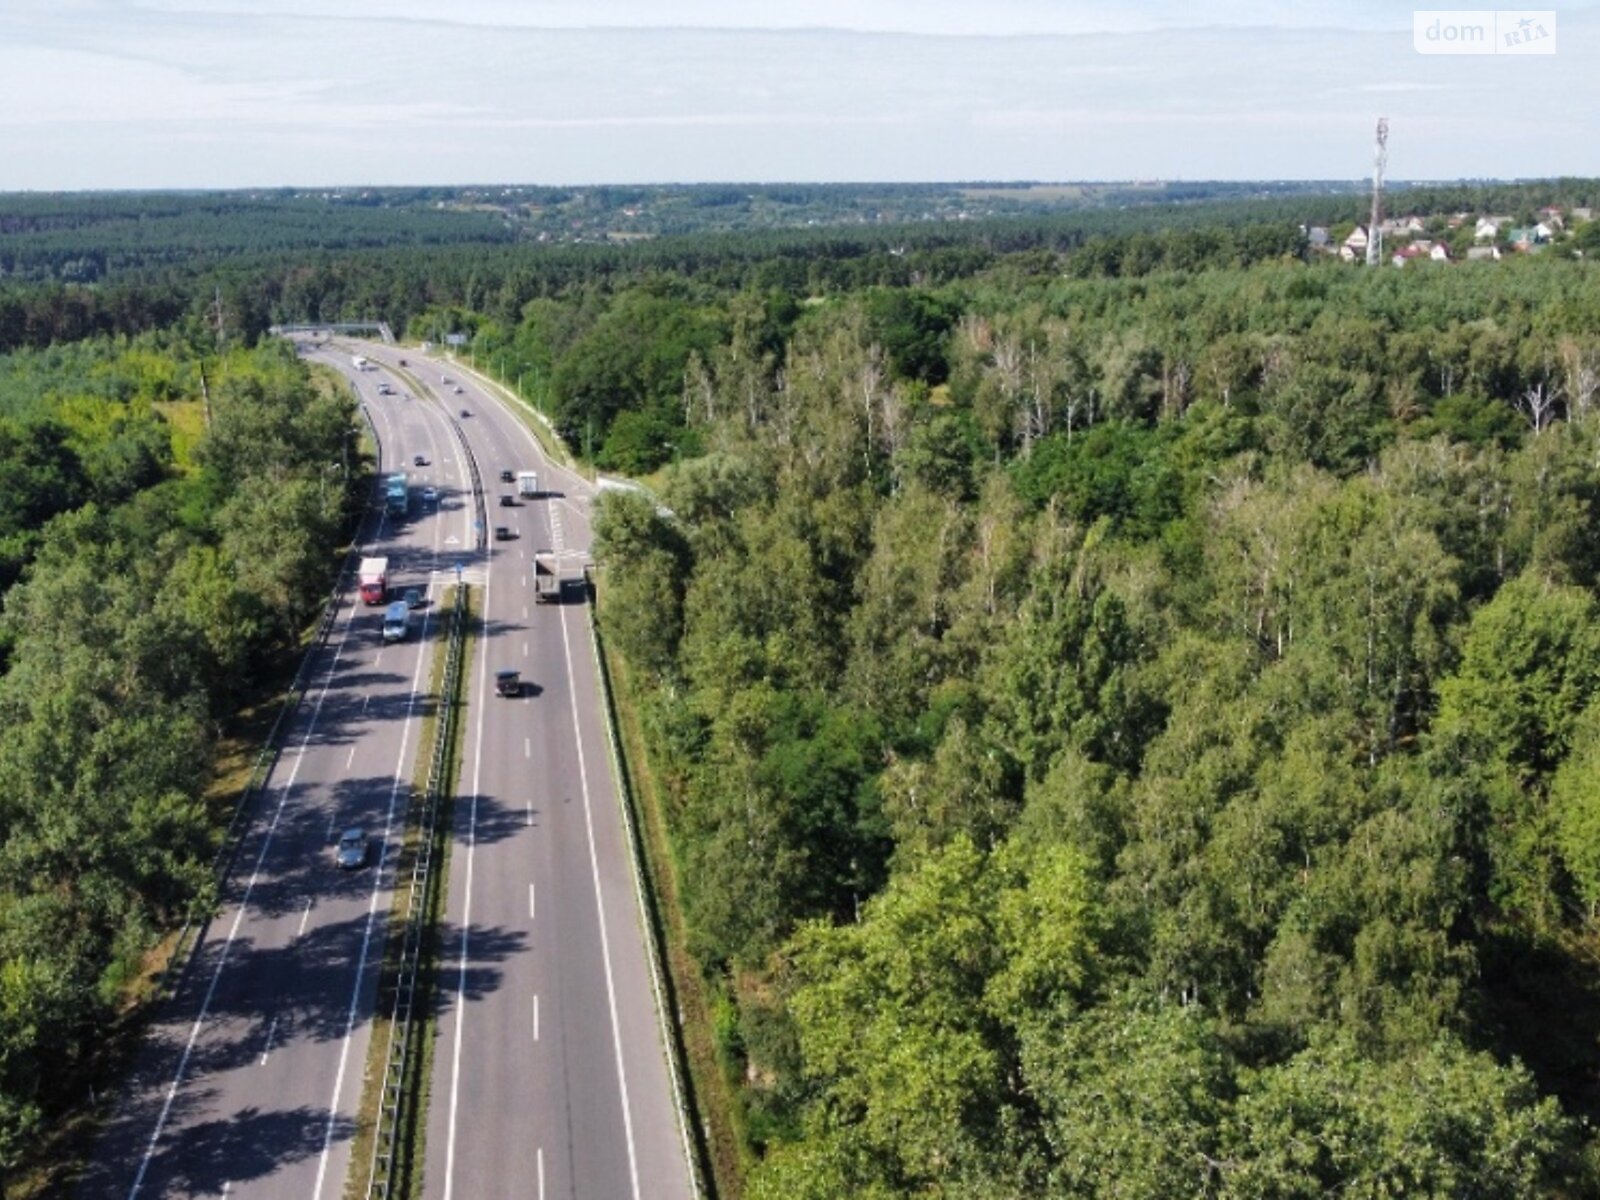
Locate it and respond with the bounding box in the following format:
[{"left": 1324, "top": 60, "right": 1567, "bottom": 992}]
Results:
[
  {"left": 0, "top": 334, "right": 360, "bottom": 1177},
  {"left": 3, "top": 175, "right": 1595, "bottom": 359},
  {"left": 6, "top": 179, "right": 1600, "bottom": 1195},
  {"left": 581, "top": 247, "right": 1600, "bottom": 1195}
]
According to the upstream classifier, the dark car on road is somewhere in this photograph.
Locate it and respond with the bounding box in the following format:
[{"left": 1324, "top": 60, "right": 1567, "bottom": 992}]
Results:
[
  {"left": 413, "top": 453, "right": 427, "bottom": 467},
  {"left": 496, "top": 669, "right": 522, "bottom": 698},
  {"left": 499, "top": 494, "right": 517, "bottom": 507},
  {"left": 500, "top": 469, "right": 514, "bottom": 483},
  {"left": 494, "top": 525, "right": 514, "bottom": 541}
]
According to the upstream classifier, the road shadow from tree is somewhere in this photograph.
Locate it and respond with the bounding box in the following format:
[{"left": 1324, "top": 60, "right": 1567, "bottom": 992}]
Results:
[
  {"left": 452, "top": 791, "right": 538, "bottom": 849},
  {"left": 229, "top": 771, "right": 406, "bottom": 920},
  {"left": 77, "top": 906, "right": 374, "bottom": 1198},
  {"left": 136, "top": 1103, "right": 354, "bottom": 1198},
  {"left": 429, "top": 922, "right": 529, "bottom": 1011}
]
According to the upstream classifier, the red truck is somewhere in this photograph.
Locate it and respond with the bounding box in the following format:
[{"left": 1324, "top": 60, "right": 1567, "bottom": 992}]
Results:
[{"left": 359, "top": 557, "right": 388, "bottom": 605}]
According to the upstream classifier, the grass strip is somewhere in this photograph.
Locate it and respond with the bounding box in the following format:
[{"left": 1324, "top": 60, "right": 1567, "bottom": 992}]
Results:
[
  {"left": 343, "top": 583, "right": 476, "bottom": 1200},
  {"left": 592, "top": 593, "right": 746, "bottom": 1198}
]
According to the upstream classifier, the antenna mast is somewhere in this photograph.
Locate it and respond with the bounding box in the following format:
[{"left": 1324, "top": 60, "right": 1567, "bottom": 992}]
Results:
[{"left": 1366, "top": 116, "right": 1389, "bottom": 267}]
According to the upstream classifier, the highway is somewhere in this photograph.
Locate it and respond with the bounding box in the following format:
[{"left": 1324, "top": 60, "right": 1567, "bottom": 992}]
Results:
[
  {"left": 80, "top": 336, "right": 695, "bottom": 1199},
  {"left": 79, "top": 345, "right": 473, "bottom": 1198},
  {"left": 346, "top": 342, "right": 697, "bottom": 1200}
]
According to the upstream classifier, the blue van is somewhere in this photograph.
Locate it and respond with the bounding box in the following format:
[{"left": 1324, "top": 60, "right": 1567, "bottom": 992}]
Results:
[{"left": 382, "top": 600, "right": 411, "bottom": 643}]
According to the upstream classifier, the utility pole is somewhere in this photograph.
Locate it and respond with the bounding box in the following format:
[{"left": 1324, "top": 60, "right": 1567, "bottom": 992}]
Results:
[{"left": 1366, "top": 116, "right": 1389, "bottom": 267}]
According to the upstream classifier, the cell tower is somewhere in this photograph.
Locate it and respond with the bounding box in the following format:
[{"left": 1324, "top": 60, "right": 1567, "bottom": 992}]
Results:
[{"left": 1366, "top": 116, "right": 1389, "bottom": 267}]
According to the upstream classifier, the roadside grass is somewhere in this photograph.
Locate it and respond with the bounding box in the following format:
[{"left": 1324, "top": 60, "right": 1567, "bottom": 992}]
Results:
[
  {"left": 343, "top": 584, "right": 475, "bottom": 1200},
  {"left": 595, "top": 604, "right": 747, "bottom": 1198}
]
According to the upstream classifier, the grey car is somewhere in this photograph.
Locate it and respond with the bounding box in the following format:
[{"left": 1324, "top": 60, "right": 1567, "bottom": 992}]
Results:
[{"left": 335, "top": 828, "right": 369, "bottom": 870}]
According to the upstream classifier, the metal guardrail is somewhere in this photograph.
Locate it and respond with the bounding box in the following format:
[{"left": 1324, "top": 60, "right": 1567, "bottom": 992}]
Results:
[
  {"left": 366, "top": 581, "right": 469, "bottom": 1200},
  {"left": 445, "top": 405, "right": 488, "bottom": 555}
]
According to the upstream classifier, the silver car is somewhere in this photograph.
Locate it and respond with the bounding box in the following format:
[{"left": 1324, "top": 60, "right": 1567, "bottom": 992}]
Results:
[{"left": 335, "top": 828, "right": 369, "bottom": 870}]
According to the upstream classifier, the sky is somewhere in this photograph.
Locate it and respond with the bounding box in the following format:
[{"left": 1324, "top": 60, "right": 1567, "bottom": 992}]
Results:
[{"left": 0, "top": 0, "right": 1596, "bottom": 189}]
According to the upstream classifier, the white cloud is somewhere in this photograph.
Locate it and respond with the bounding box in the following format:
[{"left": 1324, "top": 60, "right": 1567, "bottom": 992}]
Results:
[
  {"left": 108, "top": 0, "right": 1517, "bottom": 36},
  {"left": 0, "top": 4, "right": 1596, "bottom": 187}
]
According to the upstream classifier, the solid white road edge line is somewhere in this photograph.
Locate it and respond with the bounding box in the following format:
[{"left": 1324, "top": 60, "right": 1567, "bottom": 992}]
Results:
[
  {"left": 560, "top": 600, "right": 642, "bottom": 1200},
  {"left": 126, "top": 569, "right": 365, "bottom": 1199},
  {"left": 318, "top": 387, "right": 455, "bottom": 1199},
  {"left": 311, "top": 588, "right": 437, "bottom": 1198}
]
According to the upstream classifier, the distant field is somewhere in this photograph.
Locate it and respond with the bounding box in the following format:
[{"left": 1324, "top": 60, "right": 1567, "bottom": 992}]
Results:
[{"left": 959, "top": 184, "right": 1095, "bottom": 202}]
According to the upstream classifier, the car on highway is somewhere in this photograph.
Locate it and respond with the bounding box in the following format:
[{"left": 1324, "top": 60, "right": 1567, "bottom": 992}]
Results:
[
  {"left": 460, "top": 409, "right": 472, "bottom": 418},
  {"left": 403, "top": 587, "right": 424, "bottom": 609},
  {"left": 441, "top": 375, "right": 452, "bottom": 385},
  {"left": 398, "top": 357, "right": 408, "bottom": 367},
  {"left": 413, "top": 453, "right": 428, "bottom": 466},
  {"left": 453, "top": 385, "right": 465, "bottom": 394},
  {"left": 382, "top": 600, "right": 411, "bottom": 643},
  {"left": 500, "top": 468, "right": 515, "bottom": 483},
  {"left": 335, "top": 828, "right": 369, "bottom": 870},
  {"left": 423, "top": 486, "right": 438, "bottom": 505},
  {"left": 499, "top": 494, "right": 517, "bottom": 507},
  {"left": 494, "top": 525, "right": 513, "bottom": 541},
  {"left": 495, "top": 669, "right": 522, "bottom": 698}
]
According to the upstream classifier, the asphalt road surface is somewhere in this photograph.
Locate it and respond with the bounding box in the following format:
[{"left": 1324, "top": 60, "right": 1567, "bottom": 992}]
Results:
[
  {"left": 78, "top": 345, "right": 484, "bottom": 1198},
  {"left": 346, "top": 343, "right": 697, "bottom": 1200}
]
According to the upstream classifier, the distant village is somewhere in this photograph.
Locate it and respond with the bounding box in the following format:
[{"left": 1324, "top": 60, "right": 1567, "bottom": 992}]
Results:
[{"left": 1304, "top": 205, "right": 1593, "bottom": 266}]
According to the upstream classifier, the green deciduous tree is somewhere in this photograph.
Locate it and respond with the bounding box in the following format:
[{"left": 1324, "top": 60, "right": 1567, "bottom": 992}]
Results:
[{"left": 1225, "top": 1037, "right": 1576, "bottom": 1199}]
